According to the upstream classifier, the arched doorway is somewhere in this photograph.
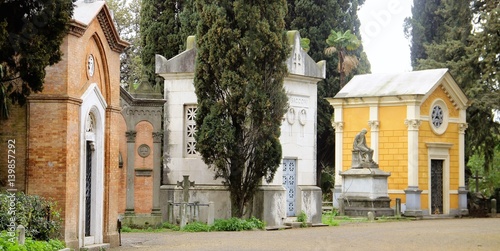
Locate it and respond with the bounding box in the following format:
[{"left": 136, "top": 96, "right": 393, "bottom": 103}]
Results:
[{"left": 79, "top": 84, "right": 106, "bottom": 247}]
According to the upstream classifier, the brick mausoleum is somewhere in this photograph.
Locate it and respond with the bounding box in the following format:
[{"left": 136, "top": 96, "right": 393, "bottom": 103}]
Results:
[{"left": 1, "top": 1, "right": 128, "bottom": 249}]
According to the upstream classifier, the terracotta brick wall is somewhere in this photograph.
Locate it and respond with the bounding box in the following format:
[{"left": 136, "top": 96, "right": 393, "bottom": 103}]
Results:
[
  {"left": 117, "top": 114, "right": 128, "bottom": 214},
  {"left": 0, "top": 103, "right": 27, "bottom": 192},
  {"left": 133, "top": 121, "right": 154, "bottom": 214}
]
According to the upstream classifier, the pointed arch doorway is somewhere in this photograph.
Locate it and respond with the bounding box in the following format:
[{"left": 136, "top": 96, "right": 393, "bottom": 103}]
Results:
[{"left": 79, "top": 84, "right": 107, "bottom": 247}]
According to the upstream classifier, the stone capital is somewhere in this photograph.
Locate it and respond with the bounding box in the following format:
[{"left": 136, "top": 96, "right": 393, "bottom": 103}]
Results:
[
  {"left": 368, "top": 120, "right": 380, "bottom": 131},
  {"left": 458, "top": 123, "right": 468, "bottom": 134},
  {"left": 333, "top": 122, "right": 344, "bottom": 132},
  {"left": 152, "top": 131, "right": 163, "bottom": 143},
  {"left": 404, "top": 119, "right": 422, "bottom": 130},
  {"left": 126, "top": 131, "right": 137, "bottom": 143}
]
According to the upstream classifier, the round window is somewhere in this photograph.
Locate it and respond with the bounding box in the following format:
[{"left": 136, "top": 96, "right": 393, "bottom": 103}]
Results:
[
  {"left": 431, "top": 105, "right": 444, "bottom": 128},
  {"left": 429, "top": 99, "right": 448, "bottom": 135}
]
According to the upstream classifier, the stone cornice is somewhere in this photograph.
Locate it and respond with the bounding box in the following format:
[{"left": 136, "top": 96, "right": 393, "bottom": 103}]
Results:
[
  {"left": 69, "top": 5, "right": 129, "bottom": 53},
  {"left": 96, "top": 8, "right": 129, "bottom": 53},
  {"left": 120, "top": 87, "right": 165, "bottom": 107}
]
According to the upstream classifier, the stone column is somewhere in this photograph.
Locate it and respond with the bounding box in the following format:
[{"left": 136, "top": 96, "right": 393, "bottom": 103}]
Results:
[
  {"left": 404, "top": 118, "right": 422, "bottom": 217},
  {"left": 332, "top": 106, "right": 343, "bottom": 209},
  {"left": 368, "top": 120, "right": 379, "bottom": 163},
  {"left": 152, "top": 131, "right": 163, "bottom": 215},
  {"left": 125, "top": 130, "right": 136, "bottom": 215},
  {"left": 458, "top": 117, "right": 468, "bottom": 215}
]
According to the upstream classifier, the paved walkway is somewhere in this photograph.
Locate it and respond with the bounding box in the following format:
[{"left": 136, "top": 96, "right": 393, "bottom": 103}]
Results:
[{"left": 111, "top": 218, "right": 500, "bottom": 251}]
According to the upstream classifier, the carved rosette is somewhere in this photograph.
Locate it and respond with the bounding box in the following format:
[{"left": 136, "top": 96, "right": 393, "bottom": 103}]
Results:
[
  {"left": 368, "top": 120, "right": 380, "bottom": 131},
  {"left": 458, "top": 123, "right": 468, "bottom": 134},
  {"left": 125, "top": 131, "right": 137, "bottom": 143},
  {"left": 332, "top": 122, "right": 344, "bottom": 132},
  {"left": 404, "top": 119, "right": 422, "bottom": 130},
  {"left": 152, "top": 132, "right": 163, "bottom": 143}
]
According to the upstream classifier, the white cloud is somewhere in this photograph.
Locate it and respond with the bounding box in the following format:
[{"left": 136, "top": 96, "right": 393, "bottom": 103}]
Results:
[{"left": 358, "top": 0, "right": 413, "bottom": 73}]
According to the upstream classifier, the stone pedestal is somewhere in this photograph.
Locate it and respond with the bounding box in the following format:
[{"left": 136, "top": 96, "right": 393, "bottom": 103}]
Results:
[{"left": 340, "top": 168, "right": 394, "bottom": 217}]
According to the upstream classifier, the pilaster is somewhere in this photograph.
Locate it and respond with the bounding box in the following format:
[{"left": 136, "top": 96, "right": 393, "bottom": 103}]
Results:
[
  {"left": 125, "top": 130, "right": 136, "bottom": 214},
  {"left": 332, "top": 105, "right": 343, "bottom": 209}
]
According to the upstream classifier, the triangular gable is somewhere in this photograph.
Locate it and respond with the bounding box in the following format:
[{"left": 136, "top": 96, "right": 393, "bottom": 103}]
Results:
[
  {"left": 332, "top": 68, "right": 469, "bottom": 110},
  {"left": 335, "top": 68, "right": 449, "bottom": 98},
  {"left": 69, "top": 0, "right": 129, "bottom": 53},
  {"left": 422, "top": 72, "right": 469, "bottom": 110}
]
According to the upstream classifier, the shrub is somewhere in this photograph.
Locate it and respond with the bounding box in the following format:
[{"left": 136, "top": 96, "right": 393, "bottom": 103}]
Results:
[
  {"left": 0, "top": 231, "right": 65, "bottom": 251},
  {"left": 162, "top": 222, "right": 180, "bottom": 231},
  {"left": 0, "top": 192, "right": 62, "bottom": 241},
  {"left": 211, "top": 217, "right": 265, "bottom": 231},
  {"left": 182, "top": 222, "right": 210, "bottom": 232}
]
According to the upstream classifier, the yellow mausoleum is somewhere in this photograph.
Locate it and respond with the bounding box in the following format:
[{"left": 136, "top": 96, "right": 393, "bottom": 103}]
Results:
[{"left": 328, "top": 68, "right": 469, "bottom": 216}]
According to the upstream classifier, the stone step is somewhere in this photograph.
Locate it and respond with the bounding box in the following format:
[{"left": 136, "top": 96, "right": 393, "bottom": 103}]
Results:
[{"left": 80, "top": 243, "right": 110, "bottom": 251}]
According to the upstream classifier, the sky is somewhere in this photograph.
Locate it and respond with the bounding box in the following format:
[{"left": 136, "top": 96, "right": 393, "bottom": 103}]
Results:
[{"left": 358, "top": 0, "right": 413, "bottom": 73}]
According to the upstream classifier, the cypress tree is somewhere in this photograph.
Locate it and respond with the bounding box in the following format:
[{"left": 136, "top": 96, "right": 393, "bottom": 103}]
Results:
[
  {"left": 404, "top": 0, "right": 444, "bottom": 68},
  {"left": 140, "top": 0, "right": 184, "bottom": 87},
  {"left": 194, "top": 0, "right": 289, "bottom": 217}
]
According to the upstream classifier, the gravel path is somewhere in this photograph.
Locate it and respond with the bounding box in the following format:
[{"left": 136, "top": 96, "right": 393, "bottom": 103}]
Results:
[{"left": 110, "top": 218, "right": 500, "bottom": 251}]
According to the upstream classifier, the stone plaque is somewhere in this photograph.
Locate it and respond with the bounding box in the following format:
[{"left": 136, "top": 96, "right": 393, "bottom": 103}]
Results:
[{"left": 137, "top": 144, "right": 151, "bottom": 158}]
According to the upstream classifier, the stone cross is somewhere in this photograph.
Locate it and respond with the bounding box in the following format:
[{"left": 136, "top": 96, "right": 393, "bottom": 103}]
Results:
[
  {"left": 177, "top": 175, "right": 195, "bottom": 203},
  {"left": 471, "top": 170, "right": 482, "bottom": 193}
]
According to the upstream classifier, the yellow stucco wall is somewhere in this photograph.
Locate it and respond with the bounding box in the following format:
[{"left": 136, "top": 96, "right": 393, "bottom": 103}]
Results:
[
  {"left": 379, "top": 106, "right": 408, "bottom": 191},
  {"left": 342, "top": 107, "right": 370, "bottom": 171},
  {"left": 418, "top": 85, "right": 461, "bottom": 212}
]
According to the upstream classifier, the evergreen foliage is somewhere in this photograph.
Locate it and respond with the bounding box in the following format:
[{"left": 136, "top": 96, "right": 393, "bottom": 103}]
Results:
[
  {"left": 0, "top": 0, "right": 74, "bottom": 119},
  {"left": 408, "top": 0, "right": 500, "bottom": 172},
  {"left": 403, "top": 0, "right": 445, "bottom": 68},
  {"left": 140, "top": 0, "right": 184, "bottom": 87},
  {"left": 194, "top": 0, "right": 289, "bottom": 217}
]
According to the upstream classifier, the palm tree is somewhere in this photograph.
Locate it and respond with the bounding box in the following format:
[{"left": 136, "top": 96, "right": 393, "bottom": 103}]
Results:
[{"left": 325, "top": 30, "right": 361, "bottom": 89}]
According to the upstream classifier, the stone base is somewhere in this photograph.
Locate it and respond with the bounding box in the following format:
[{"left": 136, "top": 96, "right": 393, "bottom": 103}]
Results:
[
  {"left": 80, "top": 243, "right": 110, "bottom": 251},
  {"left": 340, "top": 167, "right": 393, "bottom": 217},
  {"left": 297, "top": 186, "right": 323, "bottom": 224},
  {"left": 252, "top": 185, "right": 286, "bottom": 228},
  {"left": 342, "top": 196, "right": 394, "bottom": 217},
  {"left": 122, "top": 214, "right": 162, "bottom": 228}
]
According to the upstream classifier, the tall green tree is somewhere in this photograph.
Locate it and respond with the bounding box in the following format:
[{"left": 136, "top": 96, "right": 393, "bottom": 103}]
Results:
[
  {"left": 140, "top": 0, "right": 184, "bottom": 87},
  {"left": 285, "top": 0, "right": 370, "bottom": 189},
  {"left": 403, "top": 0, "right": 444, "bottom": 68},
  {"left": 413, "top": 0, "right": 500, "bottom": 172},
  {"left": 0, "top": 0, "right": 74, "bottom": 119},
  {"left": 107, "top": 0, "right": 142, "bottom": 87},
  {"left": 194, "top": 0, "right": 289, "bottom": 217}
]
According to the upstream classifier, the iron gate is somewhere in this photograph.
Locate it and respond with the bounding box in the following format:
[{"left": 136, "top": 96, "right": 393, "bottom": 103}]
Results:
[
  {"left": 85, "top": 141, "right": 92, "bottom": 236},
  {"left": 431, "top": 159, "right": 443, "bottom": 214},
  {"left": 283, "top": 159, "right": 296, "bottom": 217}
]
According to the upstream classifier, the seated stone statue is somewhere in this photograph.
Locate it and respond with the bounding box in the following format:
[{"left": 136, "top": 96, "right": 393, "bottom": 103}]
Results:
[{"left": 352, "top": 128, "right": 378, "bottom": 168}]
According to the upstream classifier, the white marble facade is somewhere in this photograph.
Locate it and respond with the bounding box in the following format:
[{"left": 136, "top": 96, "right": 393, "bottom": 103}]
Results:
[{"left": 156, "top": 31, "right": 325, "bottom": 226}]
